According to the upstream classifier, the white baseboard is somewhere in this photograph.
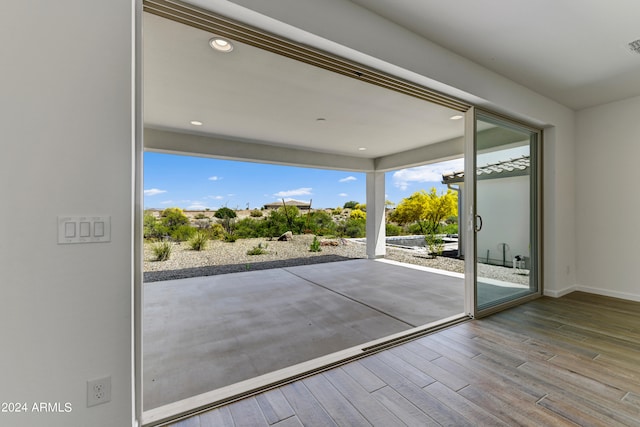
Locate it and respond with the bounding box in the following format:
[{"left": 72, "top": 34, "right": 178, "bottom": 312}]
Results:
[
  {"left": 574, "top": 286, "right": 640, "bottom": 302},
  {"left": 544, "top": 285, "right": 577, "bottom": 298},
  {"left": 545, "top": 285, "right": 640, "bottom": 302}
]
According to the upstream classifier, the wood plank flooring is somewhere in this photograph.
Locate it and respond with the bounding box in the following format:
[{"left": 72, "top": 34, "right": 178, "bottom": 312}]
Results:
[{"left": 169, "top": 292, "right": 640, "bottom": 426}]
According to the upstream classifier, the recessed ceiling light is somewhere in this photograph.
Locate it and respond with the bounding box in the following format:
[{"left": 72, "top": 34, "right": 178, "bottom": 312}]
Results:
[
  {"left": 316, "top": 118, "right": 326, "bottom": 122},
  {"left": 627, "top": 39, "right": 640, "bottom": 55},
  {"left": 209, "top": 37, "right": 234, "bottom": 53},
  {"left": 190, "top": 120, "right": 203, "bottom": 126},
  {"left": 450, "top": 115, "right": 463, "bottom": 120},
  {"left": 358, "top": 147, "right": 367, "bottom": 151}
]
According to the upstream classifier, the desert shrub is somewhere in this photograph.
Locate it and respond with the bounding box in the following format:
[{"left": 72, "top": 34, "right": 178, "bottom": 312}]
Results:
[
  {"left": 441, "top": 222, "right": 458, "bottom": 235},
  {"left": 250, "top": 209, "right": 263, "bottom": 217},
  {"left": 338, "top": 218, "right": 366, "bottom": 238},
  {"left": 349, "top": 209, "right": 366, "bottom": 220},
  {"left": 355, "top": 203, "right": 366, "bottom": 211},
  {"left": 214, "top": 207, "right": 236, "bottom": 219},
  {"left": 343, "top": 200, "right": 359, "bottom": 209},
  {"left": 385, "top": 223, "right": 404, "bottom": 236},
  {"left": 144, "top": 211, "right": 168, "bottom": 240},
  {"left": 303, "top": 210, "right": 337, "bottom": 236},
  {"left": 161, "top": 207, "right": 190, "bottom": 229},
  {"left": 215, "top": 207, "right": 237, "bottom": 234},
  {"left": 425, "top": 233, "right": 445, "bottom": 257},
  {"left": 152, "top": 241, "right": 172, "bottom": 261},
  {"left": 332, "top": 207, "right": 343, "bottom": 216},
  {"left": 234, "top": 217, "right": 268, "bottom": 238},
  {"left": 407, "top": 222, "right": 424, "bottom": 235},
  {"left": 205, "top": 223, "right": 225, "bottom": 240},
  {"left": 247, "top": 242, "right": 268, "bottom": 255},
  {"left": 309, "top": 236, "right": 321, "bottom": 252},
  {"left": 223, "top": 233, "right": 238, "bottom": 242},
  {"left": 188, "top": 231, "right": 208, "bottom": 251},
  {"left": 171, "top": 224, "right": 196, "bottom": 242},
  {"left": 194, "top": 213, "right": 207, "bottom": 219}
]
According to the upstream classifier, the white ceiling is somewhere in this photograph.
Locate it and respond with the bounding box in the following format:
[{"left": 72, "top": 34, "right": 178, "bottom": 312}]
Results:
[
  {"left": 144, "top": 1, "right": 640, "bottom": 163},
  {"left": 350, "top": 0, "right": 640, "bottom": 110},
  {"left": 143, "top": 13, "right": 465, "bottom": 160}
]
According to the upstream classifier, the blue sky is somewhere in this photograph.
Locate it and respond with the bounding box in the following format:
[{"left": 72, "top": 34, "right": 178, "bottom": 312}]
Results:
[{"left": 143, "top": 152, "right": 465, "bottom": 210}]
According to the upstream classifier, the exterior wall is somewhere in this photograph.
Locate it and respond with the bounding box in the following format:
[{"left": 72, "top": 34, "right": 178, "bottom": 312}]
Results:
[
  {"left": 576, "top": 95, "right": 640, "bottom": 301},
  {"left": 0, "top": 1, "right": 133, "bottom": 426},
  {"left": 477, "top": 176, "right": 530, "bottom": 267}
]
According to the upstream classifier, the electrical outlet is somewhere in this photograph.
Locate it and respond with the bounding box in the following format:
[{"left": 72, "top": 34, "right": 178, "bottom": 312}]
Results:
[{"left": 87, "top": 376, "right": 111, "bottom": 407}]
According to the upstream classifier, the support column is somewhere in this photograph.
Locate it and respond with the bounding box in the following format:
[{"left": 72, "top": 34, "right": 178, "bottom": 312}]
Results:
[{"left": 366, "top": 171, "right": 386, "bottom": 259}]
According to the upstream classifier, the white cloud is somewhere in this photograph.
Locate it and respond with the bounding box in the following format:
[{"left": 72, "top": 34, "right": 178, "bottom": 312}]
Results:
[
  {"left": 208, "top": 176, "right": 222, "bottom": 181},
  {"left": 206, "top": 195, "right": 225, "bottom": 200},
  {"left": 187, "top": 203, "right": 212, "bottom": 210},
  {"left": 274, "top": 187, "right": 312, "bottom": 197},
  {"left": 339, "top": 176, "right": 357, "bottom": 183},
  {"left": 338, "top": 193, "right": 348, "bottom": 197},
  {"left": 144, "top": 188, "right": 167, "bottom": 196},
  {"left": 392, "top": 159, "right": 464, "bottom": 191}
]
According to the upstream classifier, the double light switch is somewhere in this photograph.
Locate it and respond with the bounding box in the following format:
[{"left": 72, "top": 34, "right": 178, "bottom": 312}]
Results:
[{"left": 58, "top": 216, "right": 111, "bottom": 244}]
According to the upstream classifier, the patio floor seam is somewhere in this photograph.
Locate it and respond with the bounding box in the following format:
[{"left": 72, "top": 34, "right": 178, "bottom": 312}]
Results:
[{"left": 282, "top": 266, "right": 417, "bottom": 328}]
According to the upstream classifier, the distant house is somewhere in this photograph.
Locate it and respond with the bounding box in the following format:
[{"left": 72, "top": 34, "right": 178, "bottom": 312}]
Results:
[{"left": 263, "top": 199, "right": 312, "bottom": 211}]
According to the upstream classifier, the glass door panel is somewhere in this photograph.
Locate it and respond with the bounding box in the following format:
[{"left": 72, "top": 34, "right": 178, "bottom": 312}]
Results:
[{"left": 473, "top": 112, "right": 540, "bottom": 314}]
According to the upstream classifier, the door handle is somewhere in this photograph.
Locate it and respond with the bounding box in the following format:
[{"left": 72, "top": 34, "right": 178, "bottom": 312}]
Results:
[{"left": 475, "top": 214, "right": 483, "bottom": 232}]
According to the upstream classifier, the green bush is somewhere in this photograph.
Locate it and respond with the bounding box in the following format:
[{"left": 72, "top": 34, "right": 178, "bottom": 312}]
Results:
[
  {"left": 223, "top": 233, "right": 238, "bottom": 242},
  {"left": 214, "top": 207, "right": 236, "bottom": 219},
  {"left": 234, "top": 217, "right": 267, "bottom": 238},
  {"left": 338, "top": 218, "right": 366, "bottom": 238},
  {"left": 143, "top": 211, "right": 168, "bottom": 240},
  {"left": 332, "top": 207, "right": 343, "bottom": 216},
  {"left": 171, "top": 224, "right": 196, "bottom": 242},
  {"left": 200, "top": 223, "right": 224, "bottom": 240},
  {"left": 441, "top": 223, "right": 458, "bottom": 235},
  {"left": 425, "top": 233, "right": 445, "bottom": 257},
  {"left": 161, "top": 207, "right": 190, "bottom": 229},
  {"left": 189, "top": 231, "right": 208, "bottom": 251},
  {"left": 215, "top": 207, "right": 237, "bottom": 234},
  {"left": 250, "top": 209, "right": 263, "bottom": 217},
  {"left": 247, "top": 242, "right": 268, "bottom": 255},
  {"left": 152, "top": 241, "right": 172, "bottom": 261},
  {"left": 309, "top": 236, "right": 321, "bottom": 252},
  {"left": 385, "top": 223, "right": 404, "bottom": 236},
  {"left": 343, "top": 200, "right": 359, "bottom": 209}
]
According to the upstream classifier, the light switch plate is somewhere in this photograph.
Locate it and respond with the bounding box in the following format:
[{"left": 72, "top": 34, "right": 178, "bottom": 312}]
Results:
[{"left": 58, "top": 216, "right": 111, "bottom": 244}]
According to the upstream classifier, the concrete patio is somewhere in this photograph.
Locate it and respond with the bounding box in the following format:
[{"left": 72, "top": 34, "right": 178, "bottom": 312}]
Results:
[{"left": 143, "top": 259, "right": 467, "bottom": 409}]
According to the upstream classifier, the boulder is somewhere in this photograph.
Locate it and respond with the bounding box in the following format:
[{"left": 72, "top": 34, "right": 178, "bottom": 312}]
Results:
[{"left": 278, "top": 231, "right": 293, "bottom": 241}]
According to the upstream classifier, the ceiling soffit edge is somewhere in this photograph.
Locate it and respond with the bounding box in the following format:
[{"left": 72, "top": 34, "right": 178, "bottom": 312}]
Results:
[{"left": 142, "top": 0, "right": 471, "bottom": 112}]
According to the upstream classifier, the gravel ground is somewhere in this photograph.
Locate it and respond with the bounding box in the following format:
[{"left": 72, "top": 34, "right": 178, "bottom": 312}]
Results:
[{"left": 144, "top": 234, "right": 529, "bottom": 285}]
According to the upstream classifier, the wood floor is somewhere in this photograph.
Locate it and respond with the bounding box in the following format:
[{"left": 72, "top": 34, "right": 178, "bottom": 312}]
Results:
[{"left": 169, "top": 292, "right": 640, "bottom": 426}]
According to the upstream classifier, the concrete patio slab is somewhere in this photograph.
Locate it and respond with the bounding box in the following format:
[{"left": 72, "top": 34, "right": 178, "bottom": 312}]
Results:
[
  {"left": 286, "top": 259, "right": 465, "bottom": 327},
  {"left": 143, "top": 259, "right": 465, "bottom": 409}
]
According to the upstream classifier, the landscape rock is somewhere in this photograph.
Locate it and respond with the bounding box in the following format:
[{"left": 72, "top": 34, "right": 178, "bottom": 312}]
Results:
[{"left": 278, "top": 231, "right": 293, "bottom": 241}]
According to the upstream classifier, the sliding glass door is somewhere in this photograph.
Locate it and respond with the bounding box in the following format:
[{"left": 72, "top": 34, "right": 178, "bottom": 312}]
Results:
[{"left": 465, "top": 109, "right": 541, "bottom": 317}]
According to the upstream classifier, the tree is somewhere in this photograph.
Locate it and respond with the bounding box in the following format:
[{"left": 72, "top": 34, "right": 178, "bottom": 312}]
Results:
[
  {"left": 389, "top": 188, "right": 457, "bottom": 234},
  {"left": 214, "top": 207, "right": 236, "bottom": 220},
  {"left": 214, "top": 207, "right": 237, "bottom": 234},
  {"left": 343, "top": 200, "right": 359, "bottom": 209}
]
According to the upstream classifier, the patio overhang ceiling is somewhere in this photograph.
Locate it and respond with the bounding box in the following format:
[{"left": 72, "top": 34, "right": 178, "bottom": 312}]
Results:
[{"left": 142, "top": 0, "right": 473, "bottom": 171}]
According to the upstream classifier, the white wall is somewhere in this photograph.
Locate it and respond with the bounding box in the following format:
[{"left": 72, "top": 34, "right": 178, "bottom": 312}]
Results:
[
  {"left": 477, "top": 176, "right": 530, "bottom": 267},
  {"left": 0, "top": 1, "right": 133, "bottom": 426},
  {"left": 575, "top": 96, "right": 640, "bottom": 301},
  {"left": 188, "top": 0, "right": 577, "bottom": 295}
]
